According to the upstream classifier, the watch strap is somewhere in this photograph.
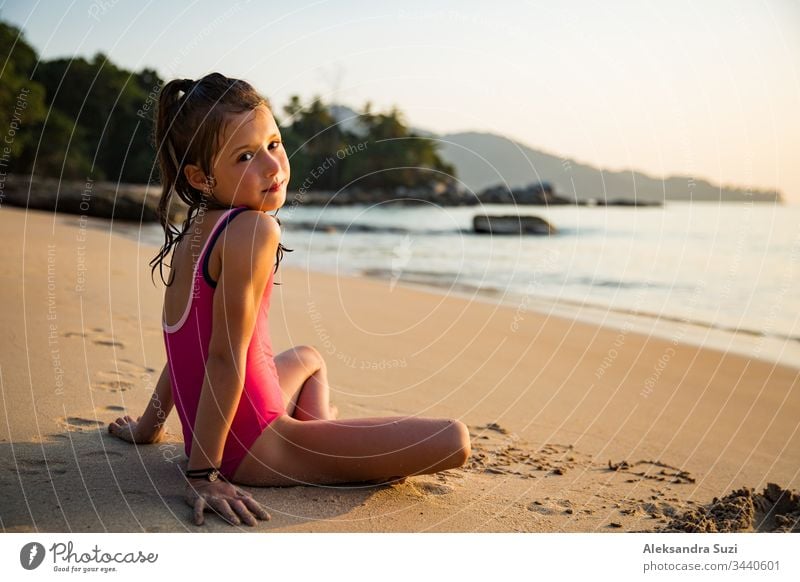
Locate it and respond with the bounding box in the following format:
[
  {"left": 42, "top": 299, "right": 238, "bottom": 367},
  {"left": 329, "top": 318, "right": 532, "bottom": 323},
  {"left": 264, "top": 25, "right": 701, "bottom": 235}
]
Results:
[{"left": 185, "top": 467, "right": 221, "bottom": 481}]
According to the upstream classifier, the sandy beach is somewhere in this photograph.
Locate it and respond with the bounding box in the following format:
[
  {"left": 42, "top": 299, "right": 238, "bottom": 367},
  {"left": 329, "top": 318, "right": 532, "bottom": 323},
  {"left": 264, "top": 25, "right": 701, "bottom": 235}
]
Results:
[{"left": 1, "top": 205, "right": 798, "bottom": 533}]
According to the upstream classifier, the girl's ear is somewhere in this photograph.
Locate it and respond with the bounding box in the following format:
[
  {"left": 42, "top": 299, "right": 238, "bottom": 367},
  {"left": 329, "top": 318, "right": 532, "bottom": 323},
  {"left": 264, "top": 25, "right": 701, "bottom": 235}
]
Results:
[{"left": 184, "top": 164, "right": 209, "bottom": 192}]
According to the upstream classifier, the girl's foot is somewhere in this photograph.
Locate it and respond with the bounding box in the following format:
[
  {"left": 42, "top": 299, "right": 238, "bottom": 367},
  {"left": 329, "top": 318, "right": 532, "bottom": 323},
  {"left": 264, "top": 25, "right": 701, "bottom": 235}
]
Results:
[{"left": 328, "top": 403, "right": 339, "bottom": 420}]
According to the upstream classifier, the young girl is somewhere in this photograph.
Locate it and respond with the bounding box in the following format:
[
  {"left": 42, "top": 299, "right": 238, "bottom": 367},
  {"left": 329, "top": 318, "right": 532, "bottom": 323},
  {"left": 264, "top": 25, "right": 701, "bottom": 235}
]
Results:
[{"left": 108, "top": 73, "right": 471, "bottom": 527}]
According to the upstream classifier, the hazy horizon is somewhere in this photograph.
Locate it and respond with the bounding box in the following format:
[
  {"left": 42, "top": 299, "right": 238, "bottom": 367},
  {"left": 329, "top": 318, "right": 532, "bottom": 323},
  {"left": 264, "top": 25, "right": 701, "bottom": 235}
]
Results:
[{"left": 2, "top": 0, "right": 798, "bottom": 201}]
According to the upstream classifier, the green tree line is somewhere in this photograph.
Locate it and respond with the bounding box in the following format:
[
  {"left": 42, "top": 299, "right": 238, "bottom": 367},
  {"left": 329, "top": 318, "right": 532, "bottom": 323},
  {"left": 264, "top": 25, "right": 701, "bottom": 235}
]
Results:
[{"left": 0, "top": 20, "right": 454, "bottom": 190}]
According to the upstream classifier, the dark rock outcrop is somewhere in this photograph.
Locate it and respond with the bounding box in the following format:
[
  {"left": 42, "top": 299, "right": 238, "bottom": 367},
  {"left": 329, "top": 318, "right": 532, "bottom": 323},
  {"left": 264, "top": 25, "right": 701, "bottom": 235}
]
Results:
[
  {"left": 0, "top": 174, "right": 187, "bottom": 223},
  {"left": 473, "top": 214, "right": 556, "bottom": 235}
]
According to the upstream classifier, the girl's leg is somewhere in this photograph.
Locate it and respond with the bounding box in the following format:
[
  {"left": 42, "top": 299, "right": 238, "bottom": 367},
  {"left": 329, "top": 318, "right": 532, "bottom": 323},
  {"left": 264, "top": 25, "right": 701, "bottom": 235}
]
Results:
[
  {"left": 274, "top": 345, "right": 334, "bottom": 421},
  {"left": 232, "top": 415, "right": 471, "bottom": 486}
]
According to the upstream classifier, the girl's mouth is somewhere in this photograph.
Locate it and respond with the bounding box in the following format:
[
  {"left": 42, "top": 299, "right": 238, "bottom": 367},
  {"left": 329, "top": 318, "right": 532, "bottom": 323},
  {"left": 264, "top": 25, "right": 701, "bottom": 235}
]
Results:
[{"left": 264, "top": 181, "right": 285, "bottom": 193}]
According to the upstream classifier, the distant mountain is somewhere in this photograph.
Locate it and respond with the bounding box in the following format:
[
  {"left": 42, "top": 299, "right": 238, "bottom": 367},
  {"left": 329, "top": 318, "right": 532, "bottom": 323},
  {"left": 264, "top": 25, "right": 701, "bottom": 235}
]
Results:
[
  {"left": 437, "top": 132, "right": 781, "bottom": 203},
  {"left": 328, "top": 107, "right": 781, "bottom": 203}
]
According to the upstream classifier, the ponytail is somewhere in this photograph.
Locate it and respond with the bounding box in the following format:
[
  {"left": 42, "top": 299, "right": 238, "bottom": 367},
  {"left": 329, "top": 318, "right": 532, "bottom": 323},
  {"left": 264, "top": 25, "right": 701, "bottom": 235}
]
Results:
[{"left": 149, "top": 78, "right": 194, "bottom": 286}]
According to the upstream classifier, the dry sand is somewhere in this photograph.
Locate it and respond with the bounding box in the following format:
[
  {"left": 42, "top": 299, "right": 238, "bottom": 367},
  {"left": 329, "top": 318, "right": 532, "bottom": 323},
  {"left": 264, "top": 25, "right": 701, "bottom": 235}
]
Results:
[{"left": 0, "top": 206, "right": 798, "bottom": 532}]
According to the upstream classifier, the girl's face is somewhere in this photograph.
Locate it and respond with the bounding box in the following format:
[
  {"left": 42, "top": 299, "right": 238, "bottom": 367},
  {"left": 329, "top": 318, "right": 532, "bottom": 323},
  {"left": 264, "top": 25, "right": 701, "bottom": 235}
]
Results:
[{"left": 201, "top": 105, "right": 289, "bottom": 212}]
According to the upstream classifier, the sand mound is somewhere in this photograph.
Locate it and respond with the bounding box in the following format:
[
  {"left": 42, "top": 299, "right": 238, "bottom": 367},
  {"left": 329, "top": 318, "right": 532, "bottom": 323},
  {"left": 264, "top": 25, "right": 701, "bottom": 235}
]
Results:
[{"left": 659, "top": 483, "right": 800, "bottom": 532}]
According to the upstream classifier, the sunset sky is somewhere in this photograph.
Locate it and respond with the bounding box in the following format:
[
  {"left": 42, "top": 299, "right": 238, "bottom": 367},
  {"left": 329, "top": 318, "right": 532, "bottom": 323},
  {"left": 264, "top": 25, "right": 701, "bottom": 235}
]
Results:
[{"left": 3, "top": 0, "right": 798, "bottom": 201}]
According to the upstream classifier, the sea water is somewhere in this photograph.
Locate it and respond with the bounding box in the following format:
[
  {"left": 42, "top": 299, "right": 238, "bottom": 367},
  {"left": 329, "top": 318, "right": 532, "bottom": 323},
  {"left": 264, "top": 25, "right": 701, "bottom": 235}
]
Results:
[{"left": 137, "top": 201, "right": 800, "bottom": 367}]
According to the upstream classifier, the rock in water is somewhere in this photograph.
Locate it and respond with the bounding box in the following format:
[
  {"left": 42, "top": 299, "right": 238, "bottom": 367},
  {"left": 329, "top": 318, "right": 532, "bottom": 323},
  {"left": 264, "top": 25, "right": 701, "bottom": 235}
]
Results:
[{"left": 473, "top": 214, "right": 556, "bottom": 235}]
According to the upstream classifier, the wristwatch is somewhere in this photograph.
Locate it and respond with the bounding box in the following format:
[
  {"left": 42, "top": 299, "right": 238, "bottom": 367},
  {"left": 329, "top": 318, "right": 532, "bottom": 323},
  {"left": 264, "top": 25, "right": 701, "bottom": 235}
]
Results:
[{"left": 185, "top": 467, "right": 220, "bottom": 482}]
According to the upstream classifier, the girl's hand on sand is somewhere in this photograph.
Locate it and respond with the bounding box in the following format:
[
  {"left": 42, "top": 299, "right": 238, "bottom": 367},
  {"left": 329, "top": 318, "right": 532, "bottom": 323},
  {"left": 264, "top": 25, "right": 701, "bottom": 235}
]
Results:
[
  {"left": 107, "top": 415, "right": 164, "bottom": 444},
  {"left": 184, "top": 480, "right": 271, "bottom": 527}
]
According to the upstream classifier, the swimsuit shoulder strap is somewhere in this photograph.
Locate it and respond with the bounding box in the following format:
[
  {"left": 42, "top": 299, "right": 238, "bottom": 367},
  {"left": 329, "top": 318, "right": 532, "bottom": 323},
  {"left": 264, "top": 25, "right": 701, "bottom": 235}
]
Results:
[{"left": 201, "top": 206, "right": 251, "bottom": 288}]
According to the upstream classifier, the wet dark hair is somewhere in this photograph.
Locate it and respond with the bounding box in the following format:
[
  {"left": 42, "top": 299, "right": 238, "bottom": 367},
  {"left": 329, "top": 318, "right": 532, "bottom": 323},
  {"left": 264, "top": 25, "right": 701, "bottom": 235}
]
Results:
[{"left": 149, "top": 72, "right": 292, "bottom": 286}]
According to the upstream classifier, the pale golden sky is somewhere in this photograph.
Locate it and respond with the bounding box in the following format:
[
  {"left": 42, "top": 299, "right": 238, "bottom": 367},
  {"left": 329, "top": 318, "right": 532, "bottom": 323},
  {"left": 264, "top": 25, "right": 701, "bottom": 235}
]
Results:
[{"left": 5, "top": 0, "right": 799, "bottom": 201}]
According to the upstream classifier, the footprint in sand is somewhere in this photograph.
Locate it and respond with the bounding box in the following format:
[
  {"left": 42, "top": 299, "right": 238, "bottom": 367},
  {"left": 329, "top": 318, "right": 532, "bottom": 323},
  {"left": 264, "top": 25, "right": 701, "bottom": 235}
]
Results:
[
  {"left": 92, "top": 378, "right": 134, "bottom": 393},
  {"left": 63, "top": 327, "right": 125, "bottom": 349},
  {"left": 8, "top": 458, "right": 68, "bottom": 476},
  {"left": 115, "top": 358, "right": 156, "bottom": 375},
  {"left": 466, "top": 423, "right": 592, "bottom": 479},
  {"left": 433, "top": 469, "right": 463, "bottom": 483},
  {"left": 92, "top": 359, "right": 156, "bottom": 393},
  {"left": 57, "top": 416, "right": 105, "bottom": 432},
  {"left": 411, "top": 481, "right": 455, "bottom": 496}
]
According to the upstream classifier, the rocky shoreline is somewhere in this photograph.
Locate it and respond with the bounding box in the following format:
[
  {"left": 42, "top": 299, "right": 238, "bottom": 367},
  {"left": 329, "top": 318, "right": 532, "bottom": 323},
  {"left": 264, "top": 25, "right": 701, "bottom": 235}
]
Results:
[
  {"left": 0, "top": 174, "right": 167, "bottom": 222},
  {"left": 1, "top": 174, "right": 664, "bottom": 224}
]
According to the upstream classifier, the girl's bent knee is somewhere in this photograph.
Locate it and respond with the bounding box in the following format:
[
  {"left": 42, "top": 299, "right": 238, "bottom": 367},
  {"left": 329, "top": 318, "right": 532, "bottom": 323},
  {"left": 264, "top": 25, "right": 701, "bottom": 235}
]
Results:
[
  {"left": 445, "top": 420, "right": 471, "bottom": 468},
  {"left": 296, "top": 344, "right": 325, "bottom": 371}
]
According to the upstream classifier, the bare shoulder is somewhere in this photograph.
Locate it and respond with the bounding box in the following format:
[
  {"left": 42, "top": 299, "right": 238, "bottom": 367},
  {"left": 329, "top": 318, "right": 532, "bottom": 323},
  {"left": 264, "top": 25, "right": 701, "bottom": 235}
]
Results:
[
  {"left": 226, "top": 210, "right": 281, "bottom": 245},
  {"left": 218, "top": 211, "right": 281, "bottom": 278}
]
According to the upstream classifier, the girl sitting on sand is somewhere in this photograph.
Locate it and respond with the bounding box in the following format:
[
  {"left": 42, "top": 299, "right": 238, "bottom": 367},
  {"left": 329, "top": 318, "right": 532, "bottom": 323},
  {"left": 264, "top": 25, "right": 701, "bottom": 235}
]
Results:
[{"left": 107, "top": 73, "right": 471, "bottom": 527}]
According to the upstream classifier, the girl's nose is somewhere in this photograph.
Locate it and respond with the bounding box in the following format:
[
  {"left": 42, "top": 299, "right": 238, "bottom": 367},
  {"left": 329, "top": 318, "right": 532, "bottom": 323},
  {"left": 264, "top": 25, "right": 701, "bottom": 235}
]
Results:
[{"left": 261, "top": 147, "right": 280, "bottom": 176}]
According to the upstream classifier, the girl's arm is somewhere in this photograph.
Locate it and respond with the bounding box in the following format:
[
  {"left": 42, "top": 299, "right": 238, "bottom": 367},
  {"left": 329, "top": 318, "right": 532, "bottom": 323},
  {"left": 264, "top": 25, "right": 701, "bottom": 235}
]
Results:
[
  {"left": 183, "top": 213, "right": 278, "bottom": 527},
  {"left": 186, "top": 213, "right": 279, "bottom": 471},
  {"left": 108, "top": 362, "right": 174, "bottom": 444}
]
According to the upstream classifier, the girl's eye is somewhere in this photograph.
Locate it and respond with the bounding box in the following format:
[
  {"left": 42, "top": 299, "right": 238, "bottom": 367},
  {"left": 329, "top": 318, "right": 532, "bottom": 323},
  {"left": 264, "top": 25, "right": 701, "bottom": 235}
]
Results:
[{"left": 238, "top": 142, "right": 281, "bottom": 162}]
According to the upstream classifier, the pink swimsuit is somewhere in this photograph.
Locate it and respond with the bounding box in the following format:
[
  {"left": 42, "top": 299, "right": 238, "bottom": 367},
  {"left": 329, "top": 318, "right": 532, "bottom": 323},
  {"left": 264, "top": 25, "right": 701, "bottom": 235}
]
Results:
[{"left": 162, "top": 206, "right": 286, "bottom": 480}]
